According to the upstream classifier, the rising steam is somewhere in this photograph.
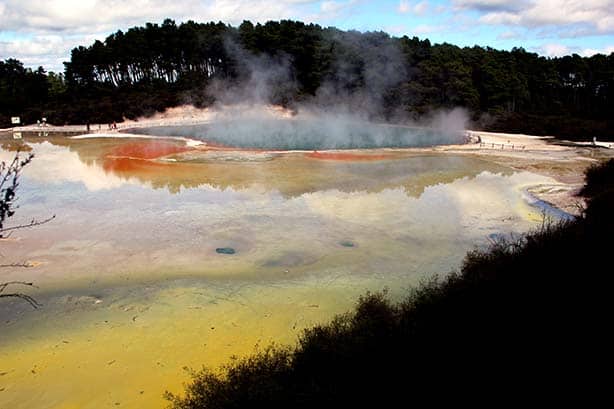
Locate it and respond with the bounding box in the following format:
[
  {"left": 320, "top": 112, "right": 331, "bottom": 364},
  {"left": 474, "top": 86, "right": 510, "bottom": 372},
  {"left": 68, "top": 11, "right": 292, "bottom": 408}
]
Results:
[{"left": 146, "top": 33, "right": 471, "bottom": 150}]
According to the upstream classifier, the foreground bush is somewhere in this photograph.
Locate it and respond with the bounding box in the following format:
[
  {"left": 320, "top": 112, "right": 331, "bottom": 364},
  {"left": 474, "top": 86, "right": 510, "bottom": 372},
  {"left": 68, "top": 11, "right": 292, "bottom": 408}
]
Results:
[
  {"left": 579, "top": 158, "right": 614, "bottom": 200},
  {"left": 167, "top": 161, "right": 612, "bottom": 408}
]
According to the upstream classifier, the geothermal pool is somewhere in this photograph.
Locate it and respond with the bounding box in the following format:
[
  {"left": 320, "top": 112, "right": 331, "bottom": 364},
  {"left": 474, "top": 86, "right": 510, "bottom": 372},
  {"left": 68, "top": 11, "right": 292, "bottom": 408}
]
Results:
[
  {"left": 127, "top": 118, "right": 465, "bottom": 149},
  {"left": 0, "top": 135, "right": 562, "bottom": 409}
]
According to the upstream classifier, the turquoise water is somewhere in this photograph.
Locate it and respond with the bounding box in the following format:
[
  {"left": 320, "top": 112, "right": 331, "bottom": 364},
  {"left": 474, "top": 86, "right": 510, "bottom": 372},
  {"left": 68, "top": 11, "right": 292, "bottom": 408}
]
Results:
[{"left": 127, "top": 119, "right": 464, "bottom": 149}]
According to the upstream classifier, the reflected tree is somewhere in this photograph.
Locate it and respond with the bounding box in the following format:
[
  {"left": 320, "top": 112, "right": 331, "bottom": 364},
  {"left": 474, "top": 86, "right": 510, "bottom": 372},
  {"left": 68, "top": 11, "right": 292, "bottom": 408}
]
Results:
[{"left": 0, "top": 152, "right": 55, "bottom": 308}]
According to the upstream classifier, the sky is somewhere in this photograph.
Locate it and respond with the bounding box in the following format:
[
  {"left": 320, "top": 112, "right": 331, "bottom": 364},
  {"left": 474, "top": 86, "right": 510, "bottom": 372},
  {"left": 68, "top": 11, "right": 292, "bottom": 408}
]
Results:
[{"left": 1, "top": 0, "right": 613, "bottom": 73}]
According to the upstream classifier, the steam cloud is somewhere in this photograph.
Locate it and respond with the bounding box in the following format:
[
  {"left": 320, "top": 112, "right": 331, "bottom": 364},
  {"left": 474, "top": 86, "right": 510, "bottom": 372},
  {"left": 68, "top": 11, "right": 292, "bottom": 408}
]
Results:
[
  {"left": 166, "top": 32, "right": 471, "bottom": 150},
  {"left": 139, "top": 106, "right": 468, "bottom": 150}
]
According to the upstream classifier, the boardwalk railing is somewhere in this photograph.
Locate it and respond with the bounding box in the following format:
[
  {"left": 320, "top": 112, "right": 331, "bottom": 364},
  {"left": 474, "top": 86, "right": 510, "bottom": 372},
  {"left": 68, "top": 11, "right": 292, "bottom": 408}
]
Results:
[
  {"left": 11, "top": 124, "right": 90, "bottom": 132},
  {"left": 479, "top": 142, "right": 526, "bottom": 150}
]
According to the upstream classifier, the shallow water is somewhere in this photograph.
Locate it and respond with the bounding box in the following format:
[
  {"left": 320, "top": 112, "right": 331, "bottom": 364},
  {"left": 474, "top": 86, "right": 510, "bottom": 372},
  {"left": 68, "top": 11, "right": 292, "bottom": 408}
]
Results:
[{"left": 0, "top": 136, "right": 559, "bottom": 408}]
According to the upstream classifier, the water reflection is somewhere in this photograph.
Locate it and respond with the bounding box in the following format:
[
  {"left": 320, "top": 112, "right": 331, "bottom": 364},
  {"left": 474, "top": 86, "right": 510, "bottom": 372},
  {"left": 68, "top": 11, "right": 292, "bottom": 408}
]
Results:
[
  {"left": 0, "top": 137, "right": 547, "bottom": 289},
  {"left": 0, "top": 136, "right": 558, "bottom": 409},
  {"left": 6, "top": 137, "right": 508, "bottom": 196}
]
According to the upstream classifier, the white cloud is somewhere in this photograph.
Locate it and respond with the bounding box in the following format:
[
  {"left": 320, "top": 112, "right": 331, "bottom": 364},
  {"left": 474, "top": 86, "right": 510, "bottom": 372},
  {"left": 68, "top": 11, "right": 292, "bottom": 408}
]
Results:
[
  {"left": 319, "top": 0, "right": 358, "bottom": 16},
  {"left": 473, "top": 0, "right": 614, "bottom": 35},
  {"left": 304, "top": 0, "right": 359, "bottom": 23},
  {"left": 398, "top": 0, "right": 410, "bottom": 13},
  {"left": 539, "top": 43, "right": 570, "bottom": 57},
  {"left": 385, "top": 24, "right": 408, "bottom": 35},
  {"left": 1, "top": 0, "right": 614, "bottom": 71},
  {"left": 413, "top": 24, "right": 444, "bottom": 35},
  {"left": 321, "top": 1, "right": 343, "bottom": 13},
  {"left": 0, "top": 0, "right": 322, "bottom": 71},
  {"left": 581, "top": 45, "right": 614, "bottom": 56},
  {"left": 534, "top": 43, "right": 614, "bottom": 57},
  {"left": 413, "top": 1, "right": 429, "bottom": 15},
  {"left": 454, "top": 0, "right": 526, "bottom": 11},
  {"left": 497, "top": 30, "right": 521, "bottom": 40},
  {"left": 398, "top": 0, "right": 429, "bottom": 15},
  {"left": 0, "top": 0, "right": 321, "bottom": 33},
  {"left": 0, "top": 33, "right": 98, "bottom": 70},
  {"left": 478, "top": 11, "right": 520, "bottom": 25}
]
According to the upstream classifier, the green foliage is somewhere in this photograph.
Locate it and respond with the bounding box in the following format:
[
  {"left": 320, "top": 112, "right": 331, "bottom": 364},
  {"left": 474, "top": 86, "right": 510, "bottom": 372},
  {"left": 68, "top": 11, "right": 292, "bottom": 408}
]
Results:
[
  {"left": 1, "top": 20, "right": 613, "bottom": 139},
  {"left": 47, "top": 72, "right": 67, "bottom": 98},
  {"left": 167, "top": 164, "right": 613, "bottom": 407}
]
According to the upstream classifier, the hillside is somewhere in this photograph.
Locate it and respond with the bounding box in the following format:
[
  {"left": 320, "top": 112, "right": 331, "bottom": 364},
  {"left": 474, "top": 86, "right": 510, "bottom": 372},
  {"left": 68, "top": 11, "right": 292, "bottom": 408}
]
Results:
[{"left": 2, "top": 19, "right": 613, "bottom": 139}]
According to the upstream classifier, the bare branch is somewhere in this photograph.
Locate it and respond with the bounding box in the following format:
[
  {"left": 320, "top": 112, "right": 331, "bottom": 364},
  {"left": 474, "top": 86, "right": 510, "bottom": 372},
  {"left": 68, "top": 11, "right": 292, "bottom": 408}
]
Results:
[
  {"left": 0, "top": 155, "right": 21, "bottom": 192},
  {"left": 0, "top": 214, "right": 56, "bottom": 235},
  {"left": 0, "top": 152, "right": 44, "bottom": 310}
]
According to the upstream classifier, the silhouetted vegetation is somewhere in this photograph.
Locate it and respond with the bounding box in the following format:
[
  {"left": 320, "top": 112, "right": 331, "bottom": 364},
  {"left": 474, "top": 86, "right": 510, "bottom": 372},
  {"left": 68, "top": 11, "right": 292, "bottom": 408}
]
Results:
[
  {"left": 579, "top": 158, "right": 614, "bottom": 199},
  {"left": 166, "top": 160, "right": 612, "bottom": 407},
  {"left": 2, "top": 19, "right": 613, "bottom": 139},
  {"left": 1, "top": 152, "right": 34, "bottom": 237},
  {"left": 0, "top": 152, "right": 55, "bottom": 308},
  {"left": 579, "top": 158, "right": 614, "bottom": 236},
  {"left": 0, "top": 59, "right": 51, "bottom": 127}
]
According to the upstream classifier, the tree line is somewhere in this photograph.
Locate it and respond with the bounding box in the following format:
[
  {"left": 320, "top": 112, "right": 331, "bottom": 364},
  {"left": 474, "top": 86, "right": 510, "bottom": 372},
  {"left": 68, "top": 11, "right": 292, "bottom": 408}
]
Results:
[{"left": 1, "top": 19, "right": 613, "bottom": 139}]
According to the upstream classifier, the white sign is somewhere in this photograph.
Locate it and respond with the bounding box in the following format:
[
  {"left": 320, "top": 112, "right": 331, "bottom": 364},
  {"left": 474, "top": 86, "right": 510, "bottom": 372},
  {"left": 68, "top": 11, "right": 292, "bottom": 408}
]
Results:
[
  {"left": 11, "top": 116, "right": 20, "bottom": 124},
  {"left": 13, "top": 132, "right": 22, "bottom": 139}
]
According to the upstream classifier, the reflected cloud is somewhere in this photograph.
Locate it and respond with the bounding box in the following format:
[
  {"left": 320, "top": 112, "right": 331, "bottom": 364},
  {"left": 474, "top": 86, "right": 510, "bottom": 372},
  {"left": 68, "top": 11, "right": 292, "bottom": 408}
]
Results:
[
  {"left": 8, "top": 141, "right": 149, "bottom": 191},
  {"left": 7, "top": 137, "right": 508, "bottom": 198},
  {"left": 302, "top": 171, "right": 555, "bottom": 233},
  {"left": 0, "top": 135, "right": 556, "bottom": 295}
]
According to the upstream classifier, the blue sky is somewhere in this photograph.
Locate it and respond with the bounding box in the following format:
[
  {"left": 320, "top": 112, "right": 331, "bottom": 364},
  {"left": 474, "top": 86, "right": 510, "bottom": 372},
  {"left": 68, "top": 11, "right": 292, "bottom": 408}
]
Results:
[{"left": 1, "top": 0, "right": 613, "bottom": 72}]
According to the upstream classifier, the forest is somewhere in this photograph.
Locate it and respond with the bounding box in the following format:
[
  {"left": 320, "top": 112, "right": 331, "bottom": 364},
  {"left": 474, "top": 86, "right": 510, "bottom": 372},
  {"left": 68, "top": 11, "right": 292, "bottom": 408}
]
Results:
[{"left": 1, "top": 19, "right": 613, "bottom": 139}]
